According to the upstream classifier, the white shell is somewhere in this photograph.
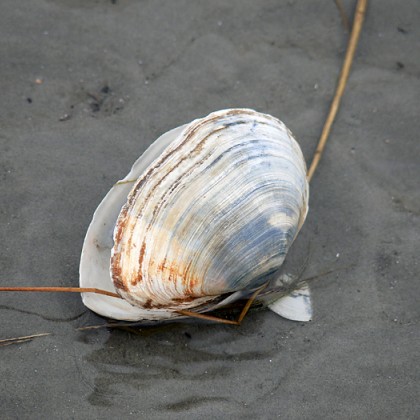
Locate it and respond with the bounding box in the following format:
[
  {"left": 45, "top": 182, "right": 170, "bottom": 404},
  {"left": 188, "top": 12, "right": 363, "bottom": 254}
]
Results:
[
  {"left": 80, "top": 109, "right": 309, "bottom": 321},
  {"left": 268, "top": 282, "right": 312, "bottom": 321}
]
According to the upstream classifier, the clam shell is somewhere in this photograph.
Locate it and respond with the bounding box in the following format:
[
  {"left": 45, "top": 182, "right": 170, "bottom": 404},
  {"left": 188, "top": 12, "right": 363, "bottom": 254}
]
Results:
[{"left": 107, "top": 109, "right": 309, "bottom": 318}]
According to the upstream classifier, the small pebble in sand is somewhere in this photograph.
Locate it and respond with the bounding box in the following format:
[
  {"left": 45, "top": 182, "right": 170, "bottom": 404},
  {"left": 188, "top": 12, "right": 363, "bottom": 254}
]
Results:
[{"left": 59, "top": 114, "right": 71, "bottom": 122}]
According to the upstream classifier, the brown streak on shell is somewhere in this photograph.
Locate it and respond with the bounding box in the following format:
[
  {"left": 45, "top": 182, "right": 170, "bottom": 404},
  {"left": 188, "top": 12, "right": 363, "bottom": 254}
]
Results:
[
  {"left": 111, "top": 262, "right": 129, "bottom": 293},
  {"left": 154, "top": 257, "right": 202, "bottom": 296},
  {"left": 157, "top": 258, "right": 167, "bottom": 272},
  {"left": 141, "top": 297, "right": 194, "bottom": 310},
  {"left": 114, "top": 208, "right": 128, "bottom": 244},
  {"left": 140, "top": 298, "right": 178, "bottom": 310},
  {"left": 171, "top": 296, "right": 196, "bottom": 303},
  {"left": 132, "top": 242, "right": 146, "bottom": 285}
]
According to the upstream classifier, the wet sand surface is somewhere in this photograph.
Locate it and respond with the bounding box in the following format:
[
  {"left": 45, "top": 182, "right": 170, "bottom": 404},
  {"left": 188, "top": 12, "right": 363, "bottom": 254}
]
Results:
[{"left": 1, "top": 1, "right": 419, "bottom": 418}]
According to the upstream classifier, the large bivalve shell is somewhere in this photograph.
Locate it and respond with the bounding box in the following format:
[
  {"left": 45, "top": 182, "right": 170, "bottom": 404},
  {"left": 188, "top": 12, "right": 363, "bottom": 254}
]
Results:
[{"left": 80, "top": 109, "right": 309, "bottom": 321}]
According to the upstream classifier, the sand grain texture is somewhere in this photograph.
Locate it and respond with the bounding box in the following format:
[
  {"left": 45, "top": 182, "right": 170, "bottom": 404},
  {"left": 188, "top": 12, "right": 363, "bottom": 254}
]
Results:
[{"left": 1, "top": 1, "right": 419, "bottom": 418}]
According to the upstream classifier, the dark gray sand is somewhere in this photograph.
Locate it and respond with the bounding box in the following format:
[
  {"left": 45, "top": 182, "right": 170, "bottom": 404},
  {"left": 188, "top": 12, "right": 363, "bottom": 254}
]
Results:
[{"left": 1, "top": 1, "right": 419, "bottom": 418}]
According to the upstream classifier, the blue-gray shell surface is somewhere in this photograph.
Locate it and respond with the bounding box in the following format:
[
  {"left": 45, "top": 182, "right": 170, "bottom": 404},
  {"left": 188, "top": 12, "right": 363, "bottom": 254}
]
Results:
[{"left": 110, "top": 109, "right": 309, "bottom": 314}]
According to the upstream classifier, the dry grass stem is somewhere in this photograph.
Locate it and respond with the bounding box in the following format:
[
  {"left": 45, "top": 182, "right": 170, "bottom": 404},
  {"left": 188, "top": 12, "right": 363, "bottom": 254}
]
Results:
[
  {"left": 334, "top": 0, "right": 351, "bottom": 32},
  {"left": 0, "top": 332, "right": 51, "bottom": 347},
  {"left": 307, "top": 0, "right": 368, "bottom": 182},
  {"left": 0, "top": 286, "right": 121, "bottom": 299}
]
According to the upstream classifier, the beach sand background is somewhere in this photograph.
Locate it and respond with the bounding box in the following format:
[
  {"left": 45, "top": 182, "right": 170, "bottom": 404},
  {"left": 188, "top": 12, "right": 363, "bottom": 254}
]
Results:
[{"left": 1, "top": 1, "right": 419, "bottom": 418}]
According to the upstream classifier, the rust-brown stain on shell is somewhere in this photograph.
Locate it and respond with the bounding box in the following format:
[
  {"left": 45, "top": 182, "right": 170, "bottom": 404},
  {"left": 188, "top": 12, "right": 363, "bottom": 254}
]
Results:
[
  {"left": 111, "top": 214, "right": 130, "bottom": 292},
  {"left": 111, "top": 257, "right": 129, "bottom": 293},
  {"left": 131, "top": 241, "right": 146, "bottom": 286},
  {"left": 157, "top": 257, "right": 167, "bottom": 272},
  {"left": 171, "top": 296, "right": 195, "bottom": 303},
  {"left": 114, "top": 208, "right": 128, "bottom": 244},
  {"left": 154, "top": 256, "right": 201, "bottom": 295}
]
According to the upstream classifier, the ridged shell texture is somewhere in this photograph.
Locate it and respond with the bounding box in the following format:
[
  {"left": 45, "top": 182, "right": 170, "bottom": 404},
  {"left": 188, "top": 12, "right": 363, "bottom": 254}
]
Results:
[{"left": 111, "top": 109, "right": 308, "bottom": 311}]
